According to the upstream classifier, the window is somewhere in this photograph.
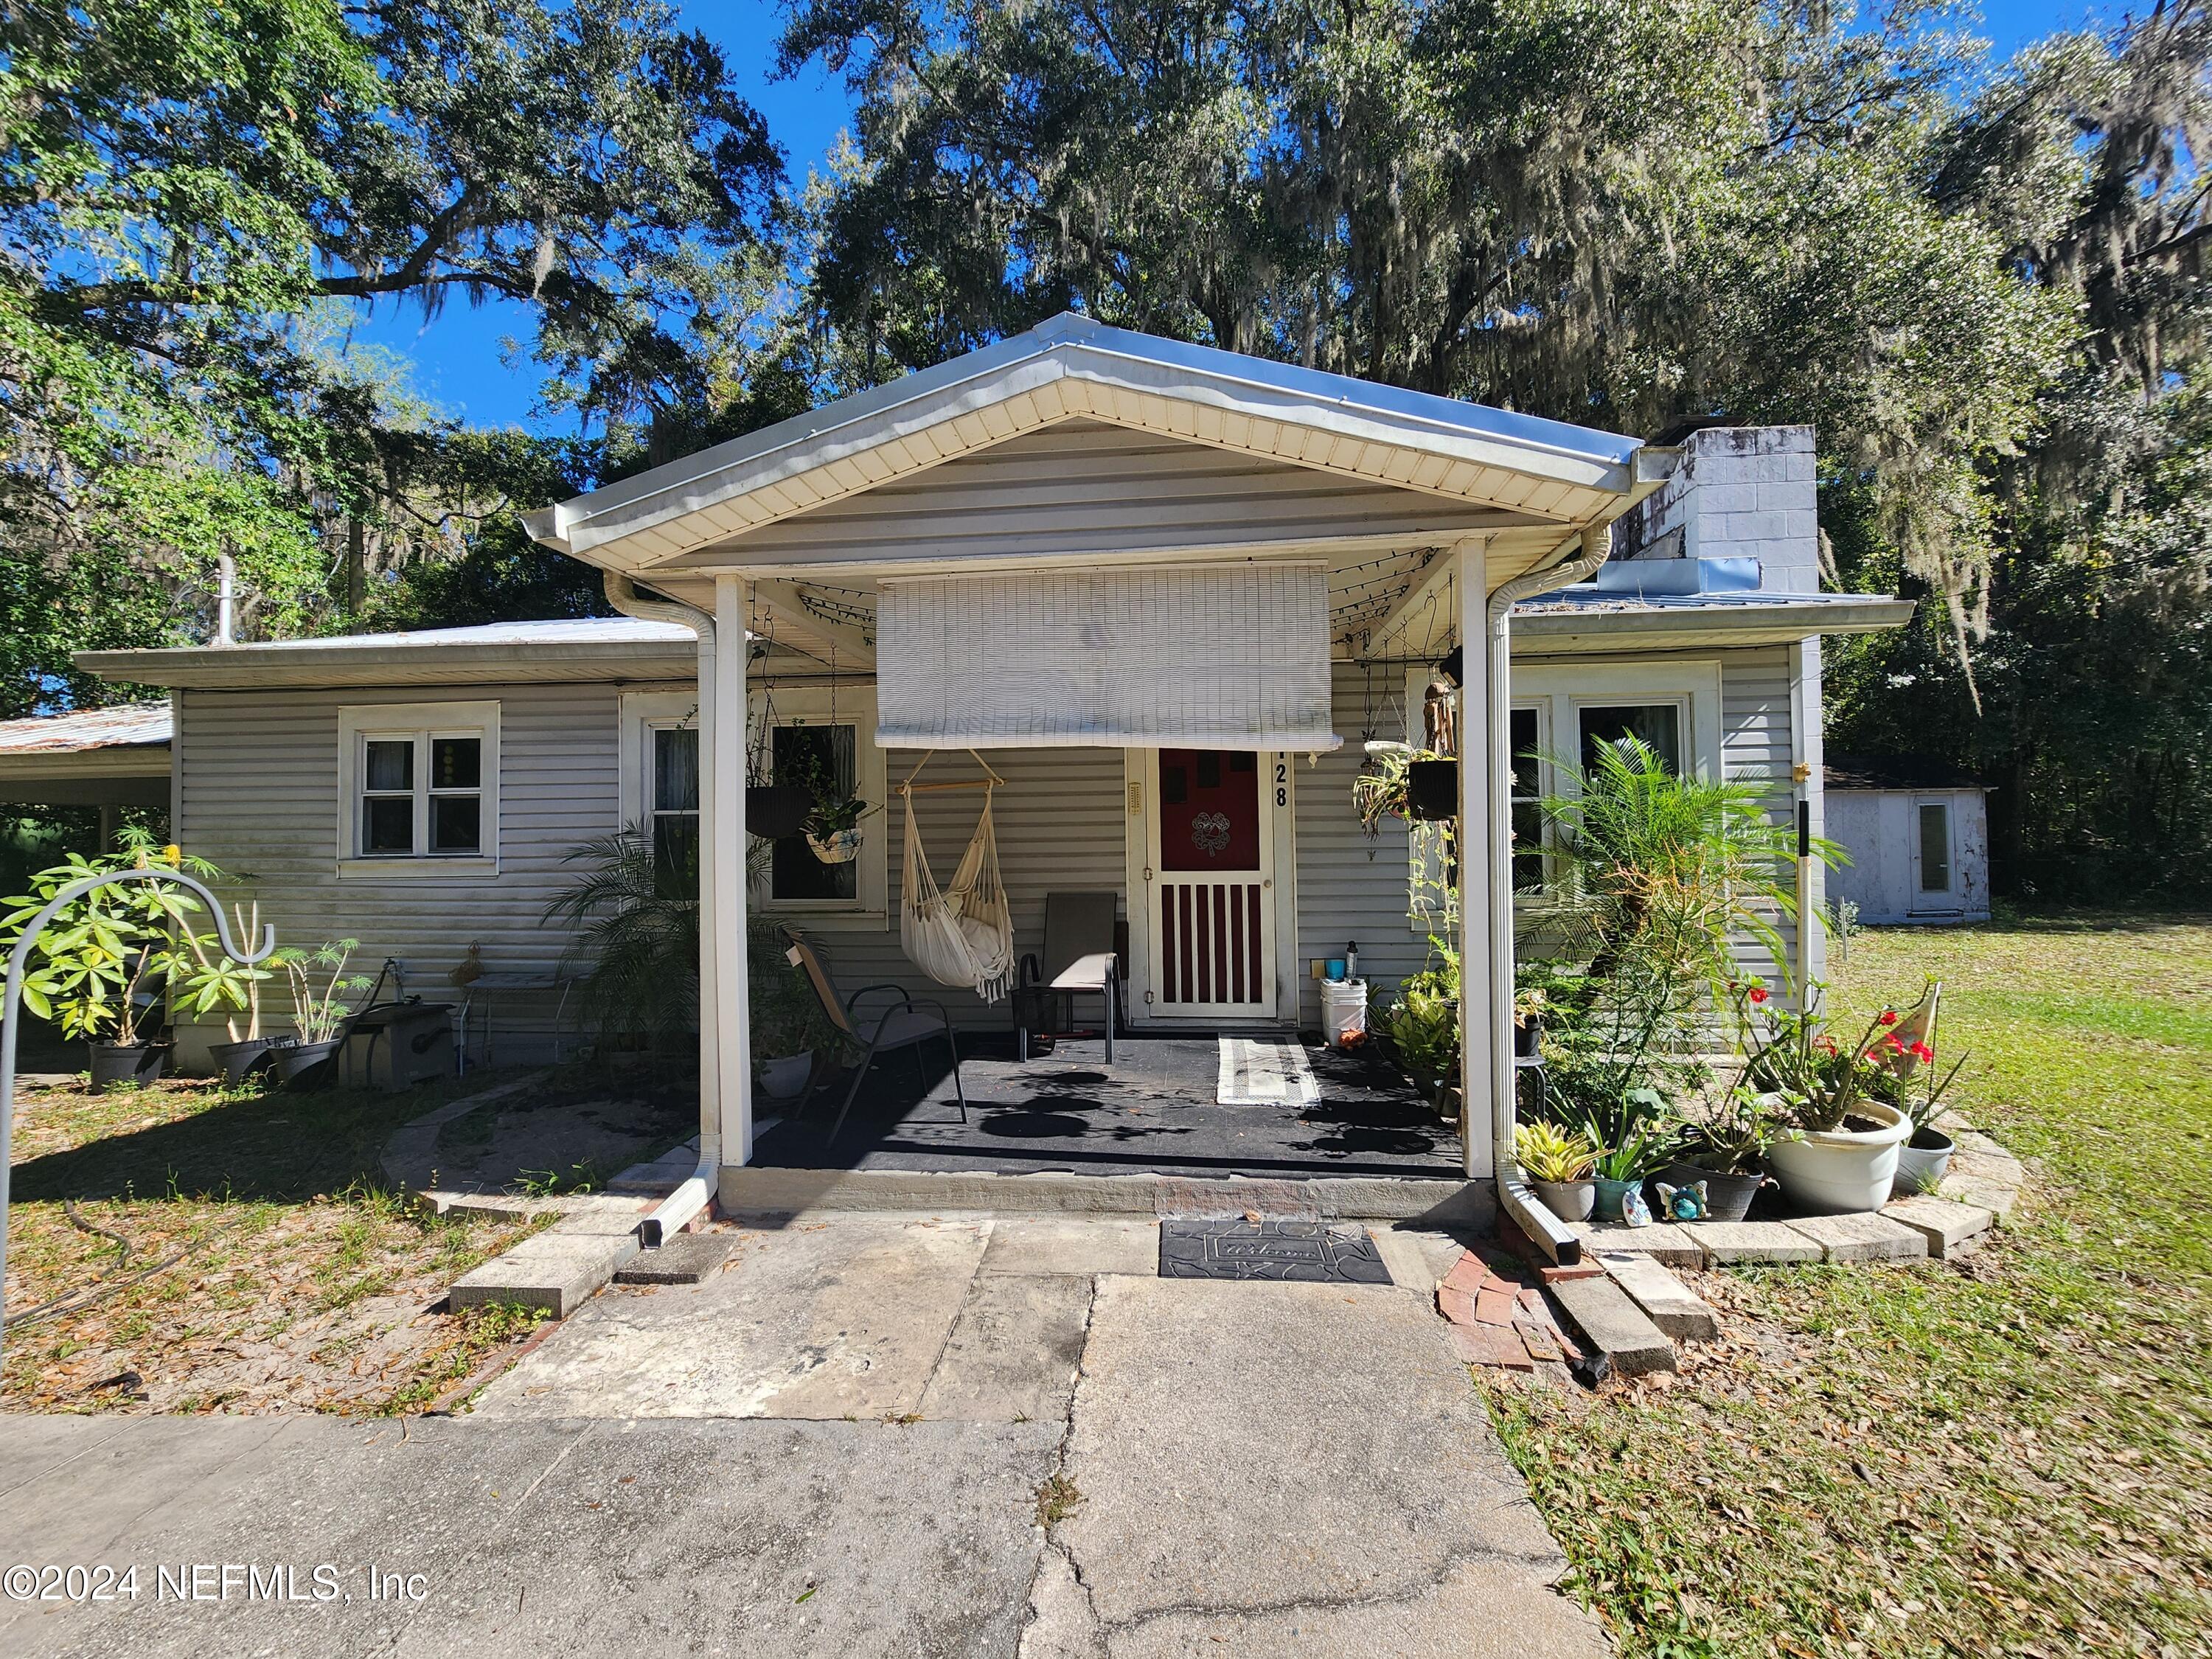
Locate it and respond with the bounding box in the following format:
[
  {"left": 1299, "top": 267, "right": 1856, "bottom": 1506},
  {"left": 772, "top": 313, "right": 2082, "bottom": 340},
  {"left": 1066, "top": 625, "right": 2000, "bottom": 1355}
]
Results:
[
  {"left": 1918, "top": 801, "right": 1952, "bottom": 893},
  {"left": 1578, "top": 703, "right": 1683, "bottom": 776},
  {"left": 338, "top": 702, "right": 499, "bottom": 876},
  {"left": 1510, "top": 705, "right": 1545, "bottom": 892},
  {"left": 1495, "top": 664, "right": 1725, "bottom": 928},
  {"left": 768, "top": 722, "right": 858, "bottom": 902},
  {"left": 651, "top": 724, "right": 700, "bottom": 896},
  {"left": 746, "top": 682, "right": 888, "bottom": 921}
]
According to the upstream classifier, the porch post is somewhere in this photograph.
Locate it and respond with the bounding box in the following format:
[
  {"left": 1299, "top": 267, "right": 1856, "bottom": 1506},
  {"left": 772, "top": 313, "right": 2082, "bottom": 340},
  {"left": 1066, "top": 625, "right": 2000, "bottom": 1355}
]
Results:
[
  {"left": 714, "top": 574, "right": 754, "bottom": 1166},
  {"left": 1456, "top": 545, "right": 1496, "bottom": 1180}
]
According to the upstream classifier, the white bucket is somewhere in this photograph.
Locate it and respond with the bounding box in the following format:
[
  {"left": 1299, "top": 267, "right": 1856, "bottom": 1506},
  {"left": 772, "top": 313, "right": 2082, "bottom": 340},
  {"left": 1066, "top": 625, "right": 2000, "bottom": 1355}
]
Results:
[{"left": 1321, "top": 978, "right": 1368, "bottom": 1048}]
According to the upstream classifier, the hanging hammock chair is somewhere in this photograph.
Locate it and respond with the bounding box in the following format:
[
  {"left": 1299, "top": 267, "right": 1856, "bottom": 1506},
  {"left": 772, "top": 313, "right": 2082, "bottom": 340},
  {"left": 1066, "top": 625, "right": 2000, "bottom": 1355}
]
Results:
[{"left": 898, "top": 751, "right": 1016, "bottom": 1004}]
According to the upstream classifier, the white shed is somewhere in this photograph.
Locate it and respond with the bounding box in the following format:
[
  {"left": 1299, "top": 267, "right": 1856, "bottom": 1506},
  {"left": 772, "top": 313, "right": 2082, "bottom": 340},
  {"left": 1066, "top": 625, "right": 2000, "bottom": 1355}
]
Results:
[{"left": 1826, "top": 756, "right": 1990, "bottom": 925}]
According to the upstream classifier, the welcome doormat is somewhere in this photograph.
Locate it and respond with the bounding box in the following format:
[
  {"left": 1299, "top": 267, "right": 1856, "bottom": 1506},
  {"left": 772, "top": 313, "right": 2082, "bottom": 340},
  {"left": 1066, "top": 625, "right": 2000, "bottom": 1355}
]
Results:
[
  {"left": 1158, "top": 1219, "right": 1394, "bottom": 1284},
  {"left": 1215, "top": 1037, "right": 1321, "bottom": 1108}
]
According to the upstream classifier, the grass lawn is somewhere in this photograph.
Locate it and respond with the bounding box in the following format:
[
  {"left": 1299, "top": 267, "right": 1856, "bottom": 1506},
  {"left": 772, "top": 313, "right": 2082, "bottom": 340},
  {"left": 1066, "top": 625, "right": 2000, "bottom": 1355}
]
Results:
[
  {"left": 2, "top": 1068, "right": 559, "bottom": 1415},
  {"left": 1482, "top": 911, "right": 2212, "bottom": 1658}
]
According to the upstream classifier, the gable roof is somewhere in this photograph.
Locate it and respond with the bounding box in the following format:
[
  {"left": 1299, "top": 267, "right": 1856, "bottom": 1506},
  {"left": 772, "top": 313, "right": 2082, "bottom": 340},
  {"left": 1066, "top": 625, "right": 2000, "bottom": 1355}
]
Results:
[{"left": 524, "top": 313, "right": 1666, "bottom": 573}]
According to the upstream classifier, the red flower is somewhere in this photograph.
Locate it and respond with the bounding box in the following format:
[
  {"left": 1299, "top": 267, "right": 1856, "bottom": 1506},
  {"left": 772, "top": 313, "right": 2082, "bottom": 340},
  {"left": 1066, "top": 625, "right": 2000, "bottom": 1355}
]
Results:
[
  {"left": 1909, "top": 1040, "right": 1934, "bottom": 1063},
  {"left": 1747, "top": 986, "right": 1769, "bottom": 1005},
  {"left": 1884, "top": 1033, "right": 1906, "bottom": 1054},
  {"left": 1815, "top": 1035, "right": 1839, "bottom": 1057},
  {"left": 1879, "top": 1010, "right": 1899, "bottom": 1026}
]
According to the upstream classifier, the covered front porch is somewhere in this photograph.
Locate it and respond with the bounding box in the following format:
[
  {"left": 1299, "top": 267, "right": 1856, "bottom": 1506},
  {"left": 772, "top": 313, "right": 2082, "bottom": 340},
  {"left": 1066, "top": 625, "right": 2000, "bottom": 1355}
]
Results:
[
  {"left": 525, "top": 313, "right": 1680, "bottom": 1242},
  {"left": 749, "top": 1034, "right": 1464, "bottom": 1182}
]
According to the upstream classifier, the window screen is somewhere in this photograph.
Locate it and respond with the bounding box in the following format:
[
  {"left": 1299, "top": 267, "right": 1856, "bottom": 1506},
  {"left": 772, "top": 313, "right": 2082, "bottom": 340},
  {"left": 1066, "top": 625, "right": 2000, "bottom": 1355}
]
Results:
[
  {"left": 1919, "top": 802, "right": 1952, "bottom": 892},
  {"left": 1510, "top": 706, "right": 1545, "bottom": 891}
]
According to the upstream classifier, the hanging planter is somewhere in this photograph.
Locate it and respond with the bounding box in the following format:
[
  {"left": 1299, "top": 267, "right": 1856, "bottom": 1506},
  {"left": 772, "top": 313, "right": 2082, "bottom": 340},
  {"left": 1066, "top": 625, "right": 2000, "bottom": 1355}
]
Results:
[
  {"left": 747, "top": 785, "right": 815, "bottom": 840},
  {"left": 1406, "top": 758, "right": 1458, "bottom": 821},
  {"left": 807, "top": 825, "right": 865, "bottom": 865}
]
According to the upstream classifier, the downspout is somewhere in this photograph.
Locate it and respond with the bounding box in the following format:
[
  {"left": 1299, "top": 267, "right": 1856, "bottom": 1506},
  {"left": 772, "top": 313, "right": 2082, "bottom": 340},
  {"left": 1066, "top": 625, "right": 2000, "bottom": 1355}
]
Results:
[
  {"left": 602, "top": 571, "right": 722, "bottom": 1248},
  {"left": 1483, "top": 525, "right": 1614, "bottom": 1265}
]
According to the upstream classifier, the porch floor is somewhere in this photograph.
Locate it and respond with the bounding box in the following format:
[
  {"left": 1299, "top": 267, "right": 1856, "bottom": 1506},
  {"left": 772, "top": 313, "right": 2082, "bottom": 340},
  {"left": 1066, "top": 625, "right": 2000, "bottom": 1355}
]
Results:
[{"left": 750, "top": 1036, "right": 1464, "bottom": 1181}]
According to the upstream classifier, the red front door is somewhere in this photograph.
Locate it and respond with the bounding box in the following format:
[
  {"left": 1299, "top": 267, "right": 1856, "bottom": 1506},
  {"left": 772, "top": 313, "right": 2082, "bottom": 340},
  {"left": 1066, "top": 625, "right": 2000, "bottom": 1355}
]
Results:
[{"left": 1147, "top": 750, "right": 1276, "bottom": 1016}]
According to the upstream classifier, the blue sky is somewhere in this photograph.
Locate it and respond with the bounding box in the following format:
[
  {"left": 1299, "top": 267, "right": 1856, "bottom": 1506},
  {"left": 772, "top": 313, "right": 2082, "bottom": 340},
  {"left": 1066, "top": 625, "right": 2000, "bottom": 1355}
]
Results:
[{"left": 346, "top": 0, "right": 2118, "bottom": 434}]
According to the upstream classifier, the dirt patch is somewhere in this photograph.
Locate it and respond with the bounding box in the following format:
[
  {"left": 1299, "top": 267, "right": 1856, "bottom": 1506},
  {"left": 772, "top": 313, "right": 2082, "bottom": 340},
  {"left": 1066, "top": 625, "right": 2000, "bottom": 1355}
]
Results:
[
  {"left": 3, "top": 1075, "right": 557, "bottom": 1415},
  {"left": 428, "top": 1086, "right": 695, "bottom": 1196}
]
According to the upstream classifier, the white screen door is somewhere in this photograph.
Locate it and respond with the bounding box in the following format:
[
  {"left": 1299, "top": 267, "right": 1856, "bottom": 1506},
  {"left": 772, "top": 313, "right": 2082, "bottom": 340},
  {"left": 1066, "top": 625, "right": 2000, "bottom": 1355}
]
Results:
[{"left": 1143, "top": 748, "right": 1279, "bottom": 1019}]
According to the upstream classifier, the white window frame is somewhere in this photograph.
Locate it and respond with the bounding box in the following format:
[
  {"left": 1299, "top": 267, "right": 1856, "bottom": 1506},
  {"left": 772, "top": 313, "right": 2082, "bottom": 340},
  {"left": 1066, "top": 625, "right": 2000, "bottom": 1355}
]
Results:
[
  {"left": 619, "top": 690, "right": 701, "bottom": 885},
  {"left": 1913, "top": 797, "right": 1955, "bottom": 898},
  {"left": 748, "top": 681, "right": 889, "bottom": 924},
  {"left": 337, "top": 700, "right": 500, "bottom": 879},
  {"left": 1399, "top": 663, "right": 1724, "bottom": 928}
]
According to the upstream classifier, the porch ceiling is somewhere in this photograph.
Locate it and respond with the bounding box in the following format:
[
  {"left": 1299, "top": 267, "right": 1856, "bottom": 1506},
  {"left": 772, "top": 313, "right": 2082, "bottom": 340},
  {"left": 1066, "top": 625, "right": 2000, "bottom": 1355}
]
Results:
[{"left": 525, "top": 315, "right": 1671, "bottom": 582}]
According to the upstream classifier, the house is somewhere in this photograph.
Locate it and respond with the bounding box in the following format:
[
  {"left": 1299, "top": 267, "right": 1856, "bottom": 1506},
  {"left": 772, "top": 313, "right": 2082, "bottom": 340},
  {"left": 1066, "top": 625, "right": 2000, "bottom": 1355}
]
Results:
[
  {"left": 69, "top": 316, "right": 1910, "bottom": 1242},
  {"left": 1825, "top": 756, "right": 1992, "bottom": 925}
]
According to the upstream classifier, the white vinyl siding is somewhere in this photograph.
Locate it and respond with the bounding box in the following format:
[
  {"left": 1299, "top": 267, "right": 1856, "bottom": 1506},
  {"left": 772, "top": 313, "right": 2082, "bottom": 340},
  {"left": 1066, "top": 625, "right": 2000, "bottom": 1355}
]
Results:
[
  {"left": 175, "top": 681, "right": 662, "bottom": 1060},
  {"left": 661, "top": 420, "right": 1512, "bottom": 571}
]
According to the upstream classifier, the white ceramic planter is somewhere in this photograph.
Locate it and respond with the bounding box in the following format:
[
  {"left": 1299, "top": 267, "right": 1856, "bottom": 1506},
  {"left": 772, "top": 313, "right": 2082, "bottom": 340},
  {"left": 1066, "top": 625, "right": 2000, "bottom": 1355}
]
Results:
[
  {"left": 759, "top": 1051, "right": 815, "bottom": 1099},
  {"left": 1892, "top": 1127, "right": 1955, "bottom": 1197},
  {"left": 1766, "top": 1097, "right": 1912, "bottom": 1214}
]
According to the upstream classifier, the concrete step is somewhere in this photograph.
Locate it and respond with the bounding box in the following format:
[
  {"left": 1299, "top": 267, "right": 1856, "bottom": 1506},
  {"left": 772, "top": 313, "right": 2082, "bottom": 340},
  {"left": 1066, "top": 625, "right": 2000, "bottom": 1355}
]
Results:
[
  {"left": 718, "top": 1164, "right": 1491, "bottom": 1225},
  {"left": 615, "top": 1234, "right": 737, "bottom": 1285},
  {"left": 1545, "top": 1274, "right": 1677, "bottom": 1380},
  {"left": 1595, "top": 1251, "right": 1719, "bottom": 1342}
]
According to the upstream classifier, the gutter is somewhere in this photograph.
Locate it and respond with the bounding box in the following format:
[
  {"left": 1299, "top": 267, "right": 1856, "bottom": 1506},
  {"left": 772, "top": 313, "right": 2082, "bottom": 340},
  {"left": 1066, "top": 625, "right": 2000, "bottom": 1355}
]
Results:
[
  {"left": 600, "top": 572, "right": 722, "bottom": 1248},
  {"left": 1481, "top": 524, "right": 1616, "bottom": 1267}
]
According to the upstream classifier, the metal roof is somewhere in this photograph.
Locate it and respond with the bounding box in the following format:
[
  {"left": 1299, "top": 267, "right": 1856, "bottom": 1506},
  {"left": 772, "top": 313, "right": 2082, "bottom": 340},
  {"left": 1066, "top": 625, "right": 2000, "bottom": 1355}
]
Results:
[
  {"left": 0, "top": 702, "right": 173, "bottom": 754},
  {"left": 524, "top": 312, "right": 1667, "bottom": 572}
]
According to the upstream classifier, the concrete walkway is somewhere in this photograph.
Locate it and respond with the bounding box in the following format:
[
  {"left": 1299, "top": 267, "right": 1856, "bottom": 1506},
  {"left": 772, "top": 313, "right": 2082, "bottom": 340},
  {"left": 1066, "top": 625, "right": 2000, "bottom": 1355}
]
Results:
[{"left": 1, "top": 1214, "right": 1607, "bottom": 1658}]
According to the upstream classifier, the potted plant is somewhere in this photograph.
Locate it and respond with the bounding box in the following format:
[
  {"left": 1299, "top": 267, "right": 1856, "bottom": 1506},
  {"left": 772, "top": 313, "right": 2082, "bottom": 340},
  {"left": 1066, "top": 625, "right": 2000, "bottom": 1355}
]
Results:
[
  {"left": 1512, "top": 986, "right": 1544, "bottom": 1060},
  {"left": 191, "top": 899, "right": 282, "bottom": 1083},
  {"left": 2, "top": 837, "right": 235, "bottom": 1092},
  {"left": 271, "top": 940, "right": 370, "bottom": 1086},
  {"left": 1662, "top": 1084, "right": 1781, "bottom": 1221},
  {"left": 1734, "top": 982, "right": 1914, "bottom": 1214},
  {"left": 1890, "top": 1045, "right": 1969, "bottom": 1197},
  {"left": 1588, "top": 1115, "right": 1677, "bottom": 1222},
  {"left": 751, "top": 943, "right": 836, "bottom": 1102},
  {"left": 804, "top": 790, "right": 873, "bottom": 864},
  {"left": 1515, "top": 1120, "right": 1597, "bottom": 1221}
]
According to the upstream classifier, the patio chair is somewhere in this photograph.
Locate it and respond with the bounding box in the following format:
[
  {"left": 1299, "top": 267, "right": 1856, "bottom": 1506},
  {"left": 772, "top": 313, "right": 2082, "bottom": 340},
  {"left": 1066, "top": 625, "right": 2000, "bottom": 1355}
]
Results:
[
  {"left": 1012, "top": 891, "right": 1121, "bottom": 1063},
  {"left": 780, "top": 928, "right": 968, "bottom": 1143}
]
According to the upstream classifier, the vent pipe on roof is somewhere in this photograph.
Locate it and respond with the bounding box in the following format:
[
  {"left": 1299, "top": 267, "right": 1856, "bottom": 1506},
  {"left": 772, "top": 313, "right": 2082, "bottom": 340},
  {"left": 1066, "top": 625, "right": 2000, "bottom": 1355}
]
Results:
[{"left": 214, "top": 554, "right": 236, "bottom": 647}]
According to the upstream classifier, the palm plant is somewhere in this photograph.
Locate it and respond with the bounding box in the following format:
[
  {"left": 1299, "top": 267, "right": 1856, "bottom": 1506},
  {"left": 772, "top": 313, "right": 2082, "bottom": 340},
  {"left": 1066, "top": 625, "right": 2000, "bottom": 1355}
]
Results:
[
  {"left": 546, "top": 825, "right": 832, "bottom": 1062},
  {"left": 545, "top": 827, "right": 701, "bottom": 1053},
  {"left": 1530, "top": 737, "right": 1843, "bottom": 1135}
]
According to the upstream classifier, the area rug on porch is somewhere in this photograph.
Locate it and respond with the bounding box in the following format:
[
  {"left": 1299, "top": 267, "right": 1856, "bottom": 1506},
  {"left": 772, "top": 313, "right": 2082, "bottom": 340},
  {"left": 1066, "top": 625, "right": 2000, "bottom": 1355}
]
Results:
[
  {"left": 1158, "top": 1219, "right": 1394, "bottom": 1284},
  {"left": 1215, "top": 1036, "right": 1321, "bottom": 1108}
]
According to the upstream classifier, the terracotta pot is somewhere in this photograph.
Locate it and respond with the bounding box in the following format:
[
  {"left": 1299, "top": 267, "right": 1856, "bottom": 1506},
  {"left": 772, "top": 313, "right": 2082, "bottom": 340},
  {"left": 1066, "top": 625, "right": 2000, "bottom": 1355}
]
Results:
[{"left": 1765, "top": 1098, "right": 1912, "bottom": 1213}]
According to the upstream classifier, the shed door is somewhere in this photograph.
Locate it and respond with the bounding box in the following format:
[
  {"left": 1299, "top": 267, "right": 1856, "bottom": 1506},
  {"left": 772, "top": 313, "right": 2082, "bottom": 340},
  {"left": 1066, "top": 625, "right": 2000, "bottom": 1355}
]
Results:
[
  {"left": 1143, "top": 749, "right": 1279, "bottom": 1020},
  {"left": 1910, "top": 799, "right": 1957, "bottom": 912}
]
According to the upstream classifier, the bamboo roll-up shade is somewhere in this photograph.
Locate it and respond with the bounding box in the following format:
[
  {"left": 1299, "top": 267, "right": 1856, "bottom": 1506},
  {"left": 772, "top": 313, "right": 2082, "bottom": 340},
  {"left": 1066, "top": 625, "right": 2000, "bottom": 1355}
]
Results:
[{"left": 874, "top": 563, "right": 1341, "bottom": 751}]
